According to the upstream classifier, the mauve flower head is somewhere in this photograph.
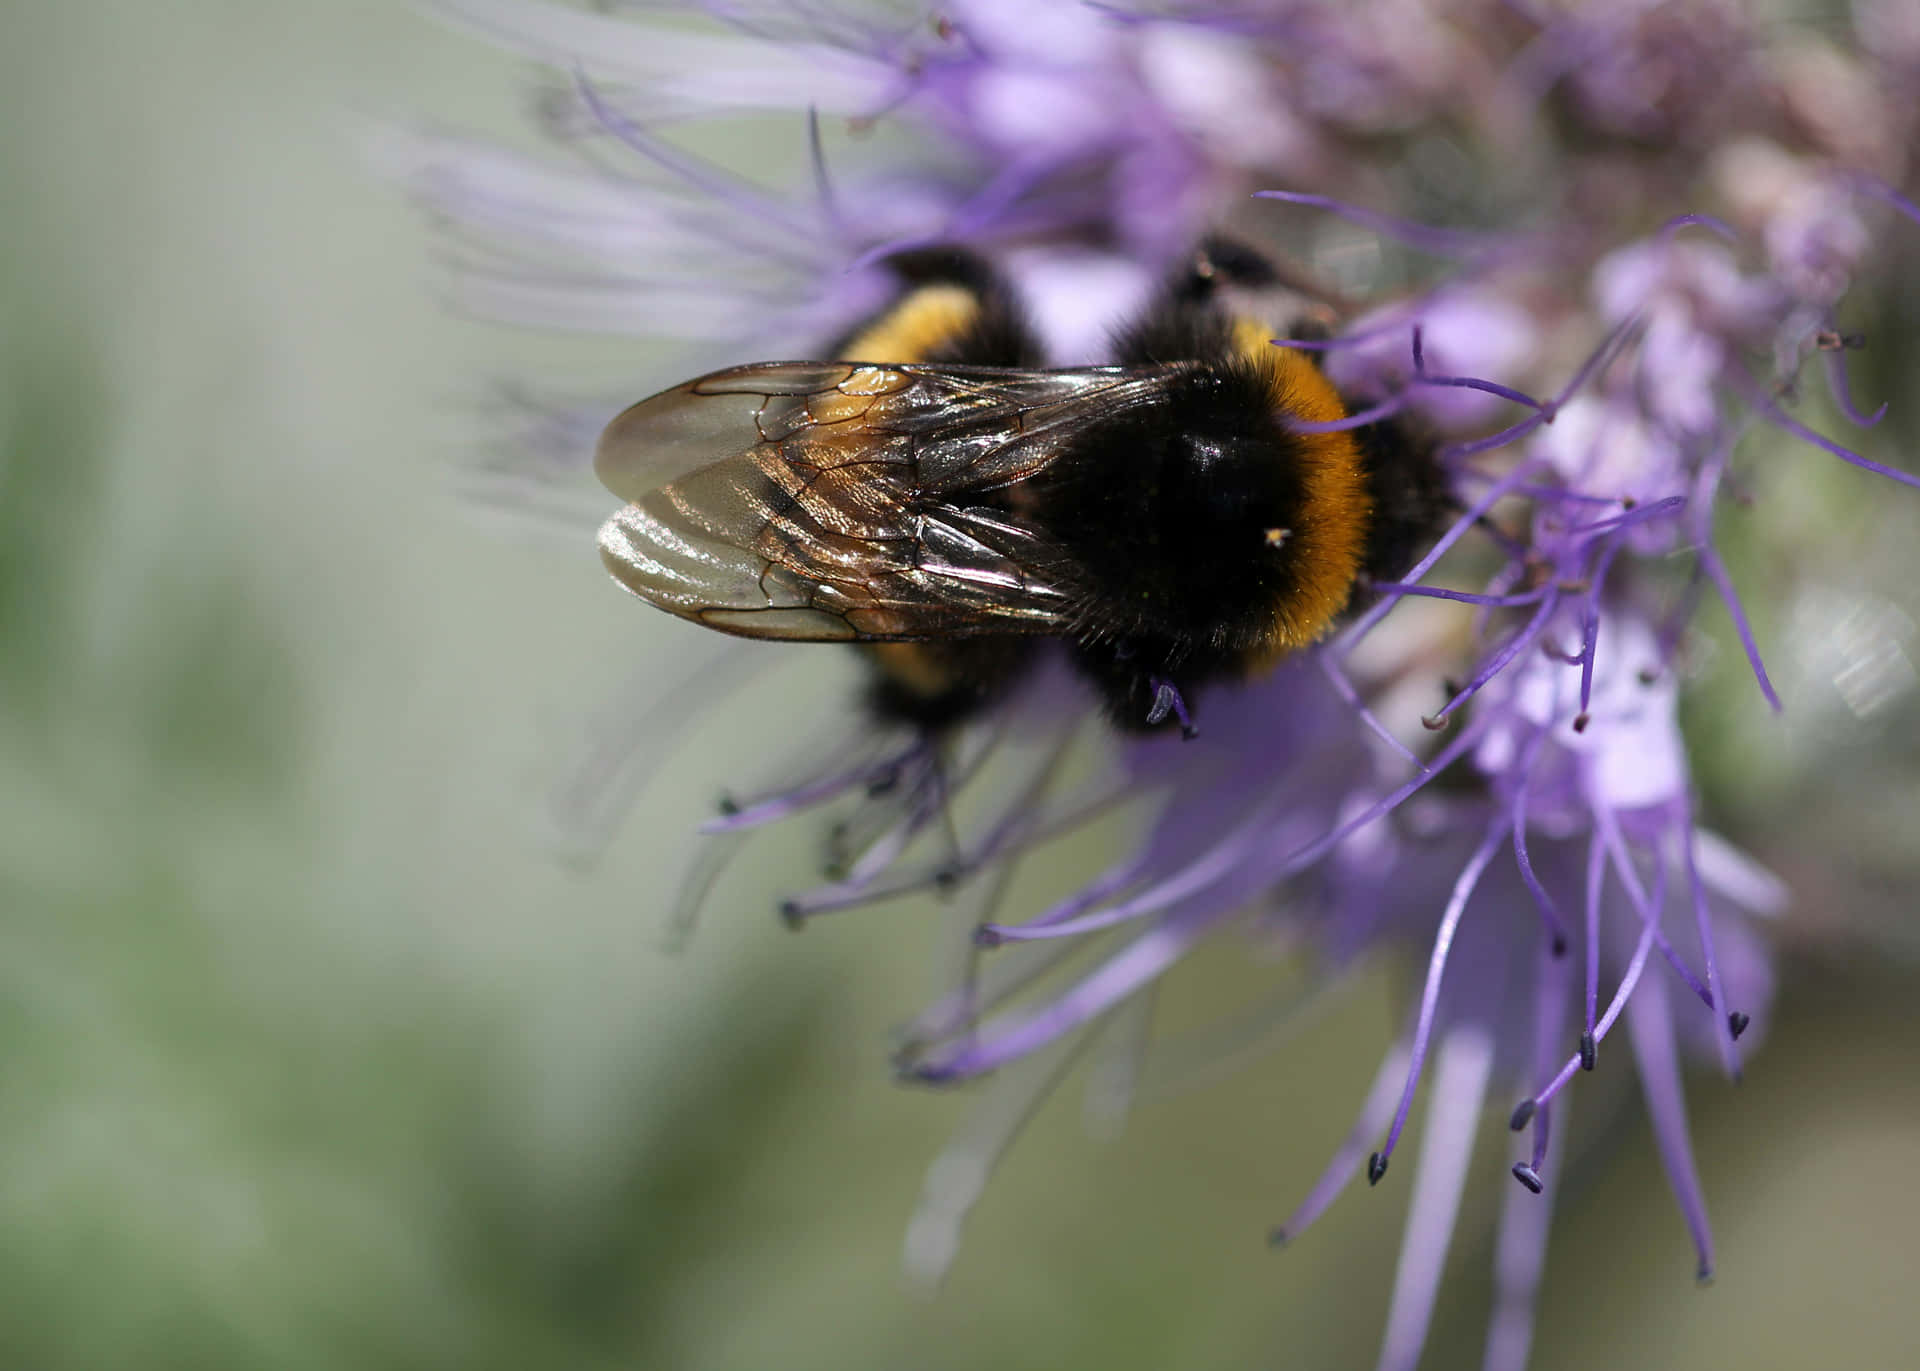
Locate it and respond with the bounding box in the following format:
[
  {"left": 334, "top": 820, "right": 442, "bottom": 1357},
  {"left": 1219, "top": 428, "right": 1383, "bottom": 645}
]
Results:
[{"left": 401, "top": 2, "right": 1920, "bottom": 1368}]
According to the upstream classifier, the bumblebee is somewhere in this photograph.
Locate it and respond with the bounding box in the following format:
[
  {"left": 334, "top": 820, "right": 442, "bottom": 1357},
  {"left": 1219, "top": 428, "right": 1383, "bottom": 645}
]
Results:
[{"left": 594, "top": 239, "right": 1448, "bottom": 735}]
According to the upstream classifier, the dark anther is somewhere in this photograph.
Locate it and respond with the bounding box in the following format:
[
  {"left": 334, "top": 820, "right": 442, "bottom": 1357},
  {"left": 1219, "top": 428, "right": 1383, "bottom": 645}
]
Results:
[
  {"left": 1268, "top": 1226, "right": 1290, "bottom": 1249},
  {"left": 716, "top": 794, "right": 740, "bottom": 817},
  {"left": 1728, "top": 1010, "right": 1751, "bottom": 1040},
  {"left": 1619, "top": 495, "right": 1638, "bottom": 510},
  {"left": 778, "top": 899, "right": 805, "bottom": 930},
  {"left": 933, "top": 863, "right": 964, "bottom": 891},
  {"left": 1550, "top": 934, "right": 1569, "bottom": 958},
  {"left": 971, "top": 924, "right": 1004, "bottom": 949},
  {"left": 1367, "top": 1152, "right": 1389, "bottom": 1186},
  {"left": 897, "top": 1060, "right": 957, "bottom": 1087},
  {"left": 1572, "top": 711, "right": 1591, "bottom": 733},
  {"left": 1637, "top": 667, "right": 1660, "bottom": 686},
  {"left": 1421, "top": 713, "right": 1450, "bottom": 732},
  {"left": 1509, "top": 1099, "right": 1537, "bottom": 1132},
  {"left": 1511, "top": 1163, "right": 1544, "bottom": 1194},
  {"left": 1695, "top": 1260, "right": 1715, "bottom": 1286},
  {"left": 866, "top": 768, "right": 901, "bottom": 797},
  {"left": 1815, "top": 329, "right": 1866, "bottom": 351},
  {"left": 1579, "top": 1032, "right": 1597, "bottom": 1071}
]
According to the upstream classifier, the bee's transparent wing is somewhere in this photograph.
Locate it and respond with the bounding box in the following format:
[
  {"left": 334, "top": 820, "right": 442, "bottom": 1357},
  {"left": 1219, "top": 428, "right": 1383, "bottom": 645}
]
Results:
[
  {"left": 594, "top": 362, "right": 855, "bottom": 502},
  {"left": 594, "top": 360, "right": 1179, "bottom": 641}
]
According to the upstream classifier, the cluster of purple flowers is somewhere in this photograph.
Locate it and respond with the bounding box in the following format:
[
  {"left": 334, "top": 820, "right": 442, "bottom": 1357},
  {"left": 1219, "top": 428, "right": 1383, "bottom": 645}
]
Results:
[{"left": 403, "top": 2, "right": 1920, "bottom": 1367}]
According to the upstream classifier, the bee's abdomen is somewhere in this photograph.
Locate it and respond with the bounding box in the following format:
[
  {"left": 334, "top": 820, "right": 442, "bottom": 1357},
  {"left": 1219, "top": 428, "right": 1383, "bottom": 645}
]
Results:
[
  {"left": 843, "top": 249, "right": 1047, "bottom": 729},
  {"left": 864, "top": 639, "right": 1035, "bottom": 729}
]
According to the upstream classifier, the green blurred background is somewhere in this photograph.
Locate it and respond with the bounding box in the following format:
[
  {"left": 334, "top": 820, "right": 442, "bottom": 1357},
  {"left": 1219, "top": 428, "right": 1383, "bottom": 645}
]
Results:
[{"left": 3, "top": 4, "right": 1918, "bottom": 1368}]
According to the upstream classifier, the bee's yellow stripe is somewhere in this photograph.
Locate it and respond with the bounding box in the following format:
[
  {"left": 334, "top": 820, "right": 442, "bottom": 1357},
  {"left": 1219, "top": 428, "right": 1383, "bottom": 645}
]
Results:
[
  {"left": 1229, "top": 318, "right": 1373, "bottom": 663},
  {"left": 844, "top": 285, "right": 985, "bottom": 696},
  {"left": 865, "top": 641, "right": 958, "bottom": 695},
  {"left": 840, "top": 285, "right": 980, "bottom": 364}
]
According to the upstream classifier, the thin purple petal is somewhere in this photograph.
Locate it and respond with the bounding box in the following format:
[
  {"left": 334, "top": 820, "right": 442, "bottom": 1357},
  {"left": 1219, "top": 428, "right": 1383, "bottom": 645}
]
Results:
[
  {"left": 1374, "top": 824, "right": 1506, "bottom": 1172},
  {"left": 1376, "top": 1027, "right": 1496, "bottom": 1371},
  {"left": 1255, "top": 190, "right": 1510, "bottom": 258},
  {"left": 1624, "top": 973, "right": 1717, "bottom": 1280},
  {"left": 1272, "top": 1041, "right": 1414, "bottom": 1247},
  {"left": 1484, "top": 1093, "right": 1566, "bottom": 1371}
]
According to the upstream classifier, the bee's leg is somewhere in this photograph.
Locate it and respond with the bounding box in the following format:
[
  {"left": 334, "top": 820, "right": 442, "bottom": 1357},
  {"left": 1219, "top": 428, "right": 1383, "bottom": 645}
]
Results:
[
  {"left": 1439, "top": 491, "right": 1526, "bottom": 560},
  {"left": 1070, "top": 642, "right": 1202, "bottom": 739},
  {"left": 1145, "top": 676, "right": 1199, "bottom": 741}
]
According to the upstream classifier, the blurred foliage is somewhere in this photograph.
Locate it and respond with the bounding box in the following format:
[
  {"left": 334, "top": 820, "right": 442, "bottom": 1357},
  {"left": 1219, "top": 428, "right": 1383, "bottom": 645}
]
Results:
[{"left": 1686, "top": 250, "right": 1920, "bottom": 967}]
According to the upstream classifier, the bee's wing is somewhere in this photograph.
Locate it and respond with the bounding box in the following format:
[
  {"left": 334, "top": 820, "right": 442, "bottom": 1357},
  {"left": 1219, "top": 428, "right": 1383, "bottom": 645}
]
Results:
[
  {"left": 594, "top": 362, "right": 856, "bottom": 503},
  {"left": 594, "top": 360, "right": 1179, "bottom": 642}
]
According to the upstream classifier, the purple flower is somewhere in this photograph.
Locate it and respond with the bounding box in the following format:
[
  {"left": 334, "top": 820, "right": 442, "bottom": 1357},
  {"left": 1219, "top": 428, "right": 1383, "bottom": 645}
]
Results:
[{"left": 406, "top": 3, "right": 1920, "bottom": 1368}]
